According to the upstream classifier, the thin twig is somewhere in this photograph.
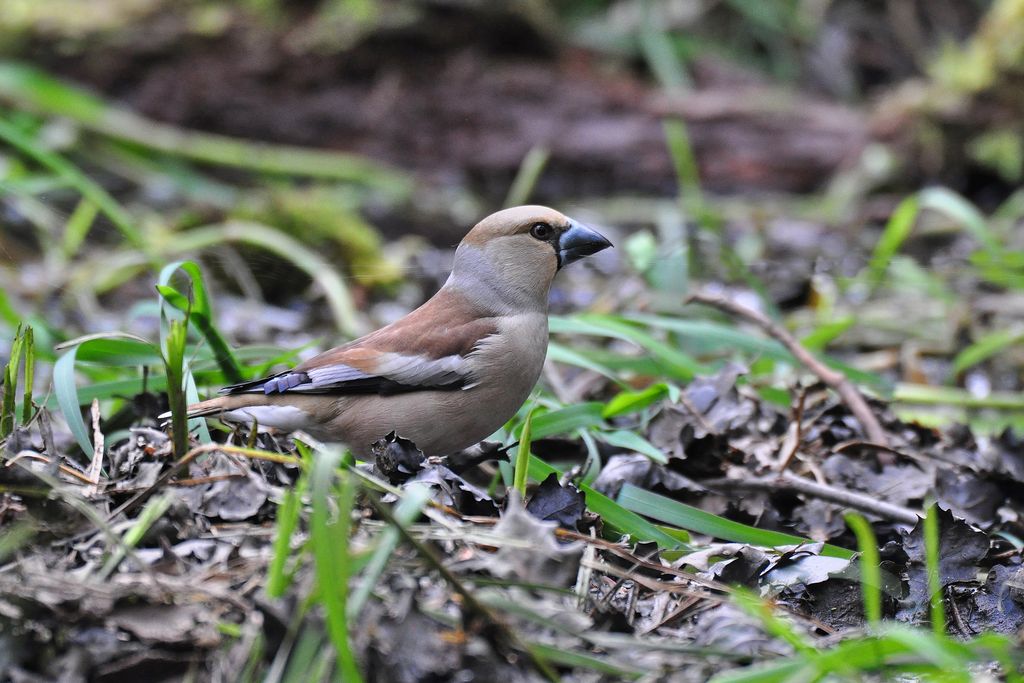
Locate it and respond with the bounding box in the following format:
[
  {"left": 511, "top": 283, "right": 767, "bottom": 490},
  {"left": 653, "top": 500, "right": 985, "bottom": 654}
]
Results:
[
  {"left": 687, "top": 292, "right": 888, "bottom": 446},
  {"left": 85, "top": 399, "right": 104, "bottom": 497},
  {"left": 677, "top": 391, "right": 718, "bottom": 435},
  {"left": 777, "top": 386, "right": 807, "bottom": 473},
  {"left": 5, "top": 451, "right": 95, "bottom": 484},
  {"left": 365, "top": 495, "right": 560, "bottom": 683},
  {"left": 701, "top": 471, "right": 921, "bottom": 525}
]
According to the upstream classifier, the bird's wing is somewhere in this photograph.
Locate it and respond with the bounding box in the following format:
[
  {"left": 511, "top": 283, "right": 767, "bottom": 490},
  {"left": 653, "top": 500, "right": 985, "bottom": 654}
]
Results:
[{"left": 220, "top": 312, "right": 498, "bottom": 396}]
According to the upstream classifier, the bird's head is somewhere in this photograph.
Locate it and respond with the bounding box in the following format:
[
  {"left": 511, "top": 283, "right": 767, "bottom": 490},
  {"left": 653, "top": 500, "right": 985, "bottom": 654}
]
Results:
[{"left": 448, "top": 205, "right": 612, "bottom": 312}]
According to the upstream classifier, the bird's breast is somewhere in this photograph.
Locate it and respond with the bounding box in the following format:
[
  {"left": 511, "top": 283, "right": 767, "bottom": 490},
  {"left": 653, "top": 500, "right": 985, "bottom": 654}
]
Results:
[{"left": 467, "top": 312, "right": 548, "bottom": 395}]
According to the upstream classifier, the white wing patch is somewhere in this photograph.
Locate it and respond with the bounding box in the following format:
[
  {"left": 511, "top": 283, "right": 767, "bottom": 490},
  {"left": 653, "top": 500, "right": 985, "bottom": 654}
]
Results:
[
  {"left": 221, "top": 405, "right": 316, "bottom": 432},
  {"left": 300, "top": 352, "right": 473, "bottom": 391}
]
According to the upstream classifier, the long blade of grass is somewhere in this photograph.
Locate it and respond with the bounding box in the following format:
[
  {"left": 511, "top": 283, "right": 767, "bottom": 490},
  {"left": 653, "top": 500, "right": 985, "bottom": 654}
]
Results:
[
  {"left": 98, "top": 493, "right": 173, "bottom": 579},
  {"left": 631, "top": 313, "right": 887, "bottom": 389},
  {"left": 164, "top": 318, "right": 190, "bottom": 458},
  {"left": 512, "top": 406, "right": 539, "bottom": 499},
  {"left": 158, "top": 260, "right": 244, "bottom": 383},
  {"left": 309, "top": 447, "right": 362, "bottom": 682},
  {"left": 730, "top": 587, "right": 816, "bottom": 654},
  {"left": 709, "top": 659, "right": 806, "bottom": 683},
  {"left": 54, "top": 343, "right": 93, "bottom": 454},
  {"left": 924, "top": 504, "right": 946, "bottom": 637},
  {"left": 1, "top": 324, "right": 25, "bottom": 439},
  {"left": 56, "top": 333, "right": 162, "bottom": 364},
  {"left": 0, "top": 61, "right": 411, "bottom": 195},
  {"left": 597, "top": 430, "right": 667, "bottom": 464},
  {"left": 844, "top": 513, "right": 882, "bottom": 626},
  {"left": 546, "top": 341, "right": 623, "bottom": 383},
  {"left": 521, "top": 402, "right": 606, "bottom": 441},
  {"left": 950, "top": 326, "right": 1024, "bottom": 377},
  {"left": 894, "top": 382, "right": 1024, "bottom": 410},
  {"left": 348, "top": 483, "right": 431, "bottom": 618},
  {"left": 617, "top": 484, "right": 853, "bottom": 558},
  {"left": 550, "top": 314, "right": 707, "bottom": 380},
  {"left": 602, "top": 383, "right": 670, "bottom": 418},
  {"left": 0, "top": 115, "right": 145, "bottom": 249},
  {"left": 19, "top": 325, "right": 34, "bottom": 424},
  {"left": 919, "top": 186, "right": 999, "bottom": 254},
  {"left": 504, "top": 145, "right": 549, "bottom": 207},
  {"left": 42, "top": 376, "right": 167, "bottom": 410},
  {"left": 167, "top": 221, "right": 363, "bottom": 336},
  {"left": 866, "top": 194, "right": 919, "bottom": 290},
  {"left": 266, "top": 485, "right": 304, "bottom": 598},
  {"left": 526, "top": 641, "right": 645, "bottom": 679},
  {"left": 62, "top": 197, "right": 99, "bottom": 258},
  {"left": 528, "top": 456, "right": 686, "bottom": 548}
]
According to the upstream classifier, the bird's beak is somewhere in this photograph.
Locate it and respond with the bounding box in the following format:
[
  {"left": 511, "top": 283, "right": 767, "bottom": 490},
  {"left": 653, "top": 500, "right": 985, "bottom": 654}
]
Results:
[{"left": 557, "top": 220, "right": 613, "bottom": 269}]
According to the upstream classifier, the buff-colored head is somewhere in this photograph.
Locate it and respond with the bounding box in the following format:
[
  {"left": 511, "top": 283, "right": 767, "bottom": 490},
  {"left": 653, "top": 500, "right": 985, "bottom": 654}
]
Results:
[{"left": 446, "top": 205, "right": 612, "bottom": 313}]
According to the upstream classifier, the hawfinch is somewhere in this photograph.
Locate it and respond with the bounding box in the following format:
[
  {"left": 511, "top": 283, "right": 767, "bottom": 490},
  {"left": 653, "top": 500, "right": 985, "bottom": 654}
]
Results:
[{"left": 180, "top": 205, "right": 612, "bottom": 456}]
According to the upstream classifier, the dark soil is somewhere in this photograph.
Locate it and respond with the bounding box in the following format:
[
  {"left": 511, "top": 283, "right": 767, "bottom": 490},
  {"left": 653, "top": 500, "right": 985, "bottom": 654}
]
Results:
[{"left": 18, "top": 4, "right": 868, "bottom": 203}]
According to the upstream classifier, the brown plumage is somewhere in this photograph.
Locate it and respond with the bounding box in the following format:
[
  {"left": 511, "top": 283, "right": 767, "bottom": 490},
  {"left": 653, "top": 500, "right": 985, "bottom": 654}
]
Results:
[{"left": 177, "top": 205, "right": 611, "bottom": 456}]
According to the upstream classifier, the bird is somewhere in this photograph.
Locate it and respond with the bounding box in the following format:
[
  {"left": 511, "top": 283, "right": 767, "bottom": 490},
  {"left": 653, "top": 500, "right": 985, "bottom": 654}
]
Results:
[{"left": 177, "top": 205, "right": 612, "bottom": 456}]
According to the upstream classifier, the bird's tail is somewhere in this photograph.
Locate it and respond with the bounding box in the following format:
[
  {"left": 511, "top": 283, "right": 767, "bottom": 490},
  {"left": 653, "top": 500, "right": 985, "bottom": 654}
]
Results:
[{"left": 159, "top": 394, "right": 267, "bottom": 421}]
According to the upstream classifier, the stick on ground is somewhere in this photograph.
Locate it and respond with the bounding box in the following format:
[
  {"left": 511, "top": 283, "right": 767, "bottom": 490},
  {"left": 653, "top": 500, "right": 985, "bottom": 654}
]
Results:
[{"left": 687, "top": 292, "right": 889, "bottom": 447}]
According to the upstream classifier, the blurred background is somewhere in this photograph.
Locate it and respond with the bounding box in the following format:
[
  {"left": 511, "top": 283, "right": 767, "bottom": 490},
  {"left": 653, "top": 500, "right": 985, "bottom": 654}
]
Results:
[
  {"left": 3, "top": 0, "right": 1024, "bottom": 429},
  {"left": 5, "top": 4, "right": 1024, "bottom": 680}
]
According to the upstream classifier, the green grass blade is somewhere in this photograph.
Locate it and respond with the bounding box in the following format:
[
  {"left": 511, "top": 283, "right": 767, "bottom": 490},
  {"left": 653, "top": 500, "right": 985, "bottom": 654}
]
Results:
[
  {"left": 527, "top": 641, "right": 644, "bottom": 679},
  {"left": 0, "top": 115, "right": 145, "bottom": 249},
  {"left": 522, "top": 402, "right": 606, "bottom": 440},
  {"left": 512, "top": 406, "right": 538, "bottom": 499},
  {"left": 950, "top": 326, "right": 1024, "bottom": 376},
  {"left": 894, "top": 382, "right": 1024, "bottom": 410},
  {"left": 731, "top": 587, "right": 816, "bottom": 654},
  {"left": 597, "top": 430, "right": 667, "bottom": 464},
  {"left": 183, "top": 367, "right": 211, "bottom": 443},
  {"left": 0, "top": 520, "right": 36, "bottom": 562},
  {"left": 267, "top": 470, "right": 308, "bottom": 598},
  {"left": 19, "top": 325, "right": 34, "bottom": 424},
  {"left": 630, "top": 313, "right": 888, "bottom": 389},
  {"left": 709, "top": 659, "right": 806, "bottom": 683},
  {"left": 266, "top": 487, "right": 301, "bottom": 597},
  {"left": 53, "top": 344, "right": 93, "bottom": 455},
  {"left": 617, "top": 484, "right": 853, "bottom": 558},
  {"left": 551, "top": 314, "right": 707, "bottom": 380},
  {"left": 924, "top": 504, "right": 946, "bottom": 637},
  {"left": 157, "top": 260, "right": 244, "bottom": 383},
  {"left": 348, "top": 483, "right": 431, "bottom": 618},
  {"left": 57, "top": 333, "right": 163, "bottom": 365},
  {"left": 801, "top": 316, "right": 856, "bottom": 352},
  {"left": 881, "top": 627, "right": 962, "bottom": 671},
  {"left": 310, "top": 447, "right": 361, "bottom": 682},
  {"left": 164, "top": 318, "right": 189, "bottom": 457},
  {"left": 845, "top": 513, "right": 882, "bottom": 626},
  {"left": 919, "top": 186, "right": 1000, "bottom": 254},
  {"left": 98, "top": 493, "right": 173, "bottom": 579},
  {"left": 602, "top": 383, "right": 670, "bottom": 418},
  {"left": 664, "top": 119, "right": 704, "bottom": 217},
  {"left": 62, "top": 197, "right": 99, "bottom": 258},
  {"left": 167, "top": 221, "right": 363, "bottom": 336},
  {"left": 0, "top": 61, "right": 411, "bottom": 194},
  {"left": 546, "top": 341, "right": 623, "bottom": 383},
  {"left": 42, "top": 376, "right": 166, "bottom": 410},
  {"left": 866, "top": 194, "right": 919, "bottom": 289},
  {"left": 528, "top": 456, "right": 686, "bottom": 548},
  {"left": 504, "top": 145, "right": 549, "bottom": 207},
  {"left": 1, "top": 324, "right": 24, "bottom": 439}
]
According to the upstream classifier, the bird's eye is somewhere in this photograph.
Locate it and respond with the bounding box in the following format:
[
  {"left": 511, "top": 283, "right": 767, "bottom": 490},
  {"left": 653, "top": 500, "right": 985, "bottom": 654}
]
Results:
[{"left": 530, "top": 222, "right": 553, "bottom": 240}]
